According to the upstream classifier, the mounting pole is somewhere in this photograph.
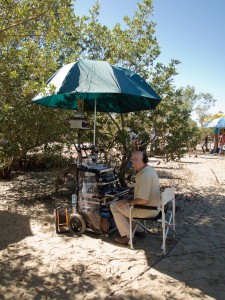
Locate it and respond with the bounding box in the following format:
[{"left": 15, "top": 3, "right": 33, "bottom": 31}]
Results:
[{"left": 93, "top": 98, "right": 97, "bottom": 146}]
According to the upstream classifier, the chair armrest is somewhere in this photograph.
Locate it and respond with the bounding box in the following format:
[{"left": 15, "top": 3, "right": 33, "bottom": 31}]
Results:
[
  {"left": 161, "top": 187, "right": 175, "bottom": 205},
  {"left": 133, "top": 205, "right": 159, "bottom": 210}
]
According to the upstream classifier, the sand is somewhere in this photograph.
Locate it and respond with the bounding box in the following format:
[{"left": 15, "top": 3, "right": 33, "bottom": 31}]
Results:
[{"left": 0, "top": 153, "right": 225, "bottom": 300}]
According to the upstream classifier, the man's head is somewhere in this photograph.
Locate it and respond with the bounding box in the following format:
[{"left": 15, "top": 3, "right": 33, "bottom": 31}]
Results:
[{"left": 131, "top": 150, "right": 148, "bottom": 171}]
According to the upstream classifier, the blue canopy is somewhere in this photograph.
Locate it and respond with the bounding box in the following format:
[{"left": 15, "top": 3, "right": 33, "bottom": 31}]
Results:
[{"left": 204, "top": 117, "right": 225, "bottom": 128}]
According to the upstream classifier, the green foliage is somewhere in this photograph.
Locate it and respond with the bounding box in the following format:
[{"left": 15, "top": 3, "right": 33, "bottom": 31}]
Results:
[
  {"left": 195, "top": 92, "right": 216, "bottom": 127},
  {"left": 176, "top": 86, "right": 216, "bottom": 146},
  {"left": 0, "top": 0, "right": 81, "bottom": 177},
  {"left": 0, "top": 0, "right": 215, "bottom": 182}
]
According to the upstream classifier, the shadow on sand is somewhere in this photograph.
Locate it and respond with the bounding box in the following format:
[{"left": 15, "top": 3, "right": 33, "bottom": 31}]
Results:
[
  {"left": 0, "top": 211, "right": 33, "bottom": 251},
  {"left": 0, "top": 170, "right": 225, "bottom": 299}
]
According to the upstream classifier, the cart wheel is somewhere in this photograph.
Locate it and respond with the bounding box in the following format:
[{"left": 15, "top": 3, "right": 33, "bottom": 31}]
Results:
[{"left": 69, "top": 214, "right": 86, "bottom": 234}]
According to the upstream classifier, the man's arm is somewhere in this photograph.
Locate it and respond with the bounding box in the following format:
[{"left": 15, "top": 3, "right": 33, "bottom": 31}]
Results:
[
  {"left": 129, "top": 198, "right": 148, "bottom": 206},
  {"left": 116, "top": 197, "right": 148, "bottom": 208}
]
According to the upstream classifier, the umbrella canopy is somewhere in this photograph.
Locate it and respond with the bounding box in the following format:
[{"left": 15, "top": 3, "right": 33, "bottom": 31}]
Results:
[
  {"left": 32, "top": 59, "right": 161, "bottom": 113},
  {"left": 204, "top": 117, "right": 225, "bottom": 128}
]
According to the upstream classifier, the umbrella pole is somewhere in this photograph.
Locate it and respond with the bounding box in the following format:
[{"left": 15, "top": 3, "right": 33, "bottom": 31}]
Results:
[{"left": 93, "top": 98, "right": 97, "bottom": 146}]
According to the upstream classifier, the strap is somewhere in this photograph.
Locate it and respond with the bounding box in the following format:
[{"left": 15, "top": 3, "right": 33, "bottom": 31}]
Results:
[{"left": 133, "top": 205, "right": 159, "bottom": 210}]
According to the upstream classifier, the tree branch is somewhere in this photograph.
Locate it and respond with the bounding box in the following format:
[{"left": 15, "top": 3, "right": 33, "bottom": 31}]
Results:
[
  {"left": 0, "top": 4, "right": 52, "bottom": 34},
  {"left": 107, "top": 113, "right": 121, "bottom": 131}
]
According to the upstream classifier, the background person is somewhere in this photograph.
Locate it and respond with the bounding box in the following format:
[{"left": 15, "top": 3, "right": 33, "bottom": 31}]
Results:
[
  {"left": 211, "top": 127, "right": 219, "bottom": 154},
  {"left": 201, "top": 134, "right": 209, "bottom": 153},
  {"left": 110, "top": 150, "right": 161, "bottom": 244},
  {"left": 219, "top": 130, "right": 225, "bottom": 154}
]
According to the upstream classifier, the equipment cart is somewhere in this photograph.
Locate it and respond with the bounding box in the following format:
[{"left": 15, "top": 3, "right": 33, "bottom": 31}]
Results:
[{"left": 69, "top": 152, "right": 130, "bottom": 235}]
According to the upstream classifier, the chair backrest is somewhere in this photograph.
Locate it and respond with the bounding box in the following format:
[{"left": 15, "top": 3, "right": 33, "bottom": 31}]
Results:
[{"left": 161, "top": 187, "right": 175, "bottom": 206}]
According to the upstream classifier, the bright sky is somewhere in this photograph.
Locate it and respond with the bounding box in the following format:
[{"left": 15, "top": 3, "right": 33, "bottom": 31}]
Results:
[{"left": 74, "top": 0, "right": 225, "bottom": 115}]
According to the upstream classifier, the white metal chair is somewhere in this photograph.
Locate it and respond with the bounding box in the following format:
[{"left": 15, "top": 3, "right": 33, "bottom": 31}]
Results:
[{"left": 129, "top": 186, "right": 176, "bottom": 255}]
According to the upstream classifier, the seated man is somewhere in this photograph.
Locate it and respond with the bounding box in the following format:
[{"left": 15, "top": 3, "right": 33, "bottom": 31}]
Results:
[{"left": 110, "top": 150, "right": 161, "bottom": 244}]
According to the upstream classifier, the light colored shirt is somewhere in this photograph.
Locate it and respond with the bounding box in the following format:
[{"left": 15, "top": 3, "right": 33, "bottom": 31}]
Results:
[
  {"left": 219, "top": 134, "right": 225, "bottom": 144},
  {"left": 134, "top": 165, "right": 161, "bottom": 207}
]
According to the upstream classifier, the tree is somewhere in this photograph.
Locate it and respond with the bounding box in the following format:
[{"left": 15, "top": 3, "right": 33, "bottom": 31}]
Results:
[
  {"left": 73, "top": 0, "right": 180, "bottom": 182},
  {"left": 195, "top": 93, "right": 216, "bottom": 128},
  {"left": 0, "top": 0, "right": 84, "bottom": 177},
  {"left": 0, "top": 0, "right": 215, "bottom": 181}
]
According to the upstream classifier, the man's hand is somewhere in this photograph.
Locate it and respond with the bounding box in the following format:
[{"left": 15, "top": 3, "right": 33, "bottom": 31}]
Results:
[
  {"left": 116, "top": 200, "right": 130, "bottom": 208},
  {"left": 123, "top": 194, "right": 133, "bottom": 201}
]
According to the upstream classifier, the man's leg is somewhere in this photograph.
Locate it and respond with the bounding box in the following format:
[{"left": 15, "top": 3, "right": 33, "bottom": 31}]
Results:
[
  {"left": 110, "top": 201, "right": 159, "bottom": 244},
  {"left": 110, "top": 201, "right": 130, "bottom": 238}
]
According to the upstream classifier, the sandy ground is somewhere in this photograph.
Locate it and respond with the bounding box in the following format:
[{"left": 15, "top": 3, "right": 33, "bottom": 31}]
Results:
[{"left": 0, "top": 152, "right": 225, "bottom": 300}]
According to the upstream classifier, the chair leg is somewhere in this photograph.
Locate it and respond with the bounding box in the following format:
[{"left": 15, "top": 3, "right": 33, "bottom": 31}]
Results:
[
  {"left": 165, "top": 211, "right": 173, "bottom": 238},
  {"left": 162, "top": 222, "right": 166, "bottom": 255},
  {"left": 137, "top": 221, "right": 148, "bottom": 231},
  {"left": 129, "top": 207, "right": 134, "bottom": 249},
  {"left": 172, "top": 200, "right": 176, "bottom": 239},
  {"left": 129, "top": 204, "right": 176, "bottom": 255},
  {"left": 160, "top": 211, "right": 172, "bottom": 254},
  {"left": 160, "top": 212, "right": 176, "bottom": 254}
]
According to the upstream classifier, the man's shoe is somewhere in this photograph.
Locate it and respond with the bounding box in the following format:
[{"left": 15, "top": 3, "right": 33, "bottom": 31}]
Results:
[
  {"left": 134, "top": 231, "right": 147, "bottom": 238},
  {"left": 114, "top": 236, "right": 136, "bottom": 245}
]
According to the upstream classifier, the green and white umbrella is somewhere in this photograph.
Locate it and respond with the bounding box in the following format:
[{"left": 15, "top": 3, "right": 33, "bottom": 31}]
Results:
[
  {"left": 32, "top": 59, "right": 161, "bottom": 144},
  {"left": 33, "top": 59, "right": 161, "bottom": 111}
]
